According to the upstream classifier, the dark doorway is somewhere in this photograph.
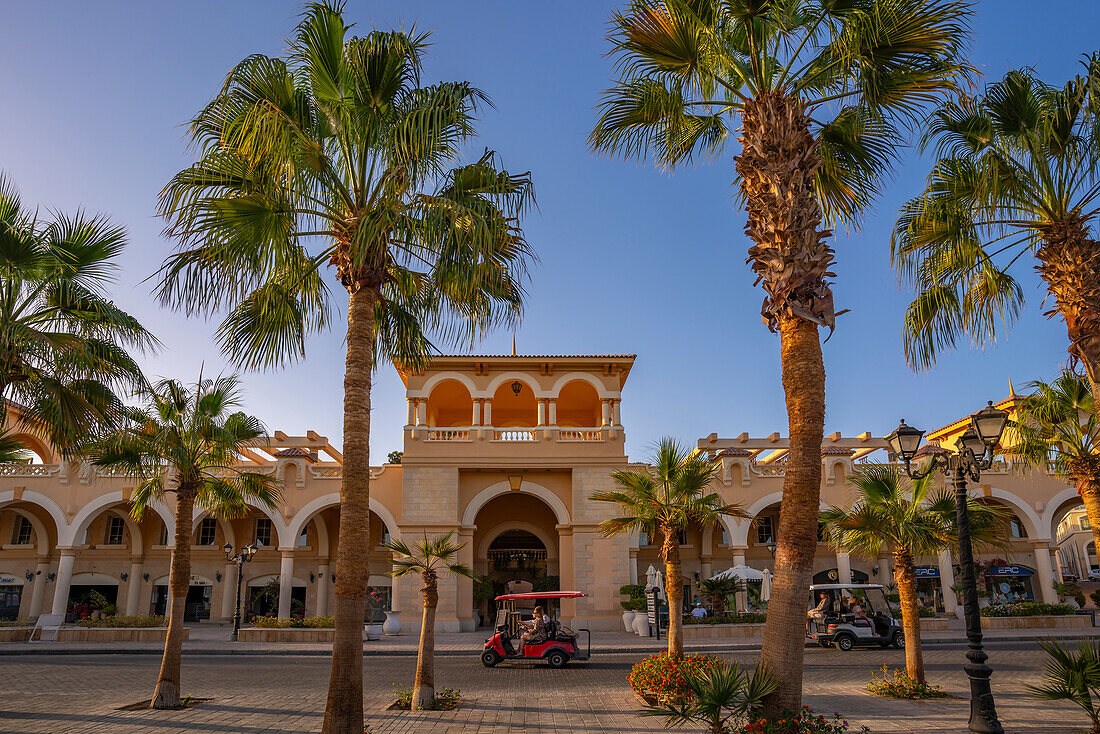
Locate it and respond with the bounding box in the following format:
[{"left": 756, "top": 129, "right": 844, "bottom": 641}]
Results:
[{"left": 0, "top": 585, "right": 22, "bottom": 619}]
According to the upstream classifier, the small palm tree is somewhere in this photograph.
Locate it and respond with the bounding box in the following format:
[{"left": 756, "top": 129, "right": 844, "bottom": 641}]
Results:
[
  {"left": 893, "top": 58, "right": 1100, "bottom": 398},
  {"left": 1007, "top": 370, "right": 1100, "bottom": 562},
  {"left": 591, "top": 437, "right": 742, "bottom": 658},
  {"left": 821, "top": 465, "right": 1006, "bottom": 682},
  {"left": 385, "top": 531, "right": 476, "bottom": 710},
  {"left": 590, "top": 0, "right": 973, "bottom": 715},
  {"left": 641, "top": 661, "right": 779, "bottom": 734},
  {"left": 697, "top": 577, "right": 741, "bottom": 616},
  {"left": 1028, "top": 637, "right": 1100, "bottom": 733},
  {"left": 156, "top": 6, "right": 533, "bottom": 728},
  {"left": 0, "top": 172, "right": 154, "bottom": 450},
  {"left": 86, "top": 375, "right": 279, "bottom": 709}
]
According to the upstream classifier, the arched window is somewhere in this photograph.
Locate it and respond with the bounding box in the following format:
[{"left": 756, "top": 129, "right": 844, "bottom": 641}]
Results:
[
  {"left": 491, "top": 380, "right": 537, "bottom": 427},
  {"left": 555, "top": 380, "right": 601, "bottom": 427},
  {"left": 426, "top": 380, "right": 473, "bottom": 427}
]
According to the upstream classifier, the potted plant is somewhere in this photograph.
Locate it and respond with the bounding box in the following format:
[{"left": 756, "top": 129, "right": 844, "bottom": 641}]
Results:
[
  {"left": 619, "top": 584, "right": 645, "bottom": 632},
  {"left": 363, "top": 586, "right": 385, "bottom": 641}
]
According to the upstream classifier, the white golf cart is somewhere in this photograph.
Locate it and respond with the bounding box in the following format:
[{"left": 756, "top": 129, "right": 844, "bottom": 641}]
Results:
[{"left": 807, "top": 583, "right": 904, "bottom": 651}]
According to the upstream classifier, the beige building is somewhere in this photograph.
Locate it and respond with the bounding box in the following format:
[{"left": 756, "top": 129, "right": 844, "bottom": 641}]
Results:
[
  {"left": 0, "top": 355, "right": 1086, "bottom": 628},
  {"left": 1057, "top": 507, "right": 1097, "bottom": 580}
]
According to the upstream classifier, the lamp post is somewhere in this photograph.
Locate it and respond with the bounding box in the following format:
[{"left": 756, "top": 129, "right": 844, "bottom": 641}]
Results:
[
  {"left": 886, "top": 401, "right": 1009, "bottom": 734},
  {"left": 224, "top": 542, "right": 258, "bottom": 641}
]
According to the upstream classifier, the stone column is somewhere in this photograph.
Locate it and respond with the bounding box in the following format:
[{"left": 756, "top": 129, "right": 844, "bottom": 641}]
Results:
[
  {"left": 482, "top": 400, "right": 491, "bottom": 426},
  {"left": 416, "top": 400, "right": 427, "bottom": 426},
  {"left": 700, "top": 556, "right": 713, "bottom": 582},
  {"left": 557, "top": 525, "right": 575, "bottom": 623},
  {"left": 1033, "top": 543, "right": 1058, "bottom": 604},
  {"left": 124, "top": 559, "right": 145, "bottom": 616},
  {"left": 877, "top": 556, "right": 893, "bottom": 586},
  {"left": 221, "top": 562, "right": 238, "bottom": 620},
  {"left": 937, "top": 550, "right": 959, "bottom": 616},
  {"left": 628, "top": 549, "right": 638, "bottom": 585},
  {"left": 548, "top": 399, "right": 557, "bottom": 426},
  {"left": 472, "top": 400, "right": 481, "bottom": 426},
  {"left": 836, "top": 551, "right": 852, "bottom": 585},
  {"left": 316, "top": 562, "right": 329, "bottom": 617},
  {"left": 1081, "top": 542, "right": 1092, "bottom": 578},
  {"left": 600, "top": 400, "right": 611, "bottom": 427},
  {"left": 457, "top": 527, "right": 475, "bottom": 631},
  {"left": 406, "top": 399, "right": 415, "bottom": 426},
  {"left": 731, "top": 546, "right": 748, "bottom": 611},
  {"left": 28, "top": 559, "right": 50, "bottom": 618},
  {"left": 51, "top": 550, "right": 76, "bottom": 615},
  {"left": 1052, "top": 548, "right": 1064, "bottom": 583},
  {"left": 611, "top": 399, "right": 621, "bottom": 426},
  {"left": 277, "top": 551, "right": 295, "bottom": 619},
  {"left": 537, "top": 400, "right": 546, "bottom": 426}
]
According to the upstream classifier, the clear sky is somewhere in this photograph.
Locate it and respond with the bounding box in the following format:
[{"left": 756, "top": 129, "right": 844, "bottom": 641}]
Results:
[{"left": 2, "top": 1, "right": 1098, "bottom": 462}]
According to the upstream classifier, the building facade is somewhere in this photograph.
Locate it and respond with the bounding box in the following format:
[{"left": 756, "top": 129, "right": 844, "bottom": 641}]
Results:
[{"left": 0, "top": 354, "right": 1086, "bottom": 628}]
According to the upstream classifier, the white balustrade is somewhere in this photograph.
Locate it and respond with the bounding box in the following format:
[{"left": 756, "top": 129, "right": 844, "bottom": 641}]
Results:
[
  {"left": 493, "top": 429, "right": 537, "bottom": 442},
  {"left": 424, "top": 428, "right": 472, "bottom": 442},
  {"left": 308, "top": 465, "right": 344, "bottom": 479},
  {"left": 0, "top": 463, "right": 59, "bottom": 477},
  {"left": 557, "top": 428, "right": 603, "bottom": 442}
]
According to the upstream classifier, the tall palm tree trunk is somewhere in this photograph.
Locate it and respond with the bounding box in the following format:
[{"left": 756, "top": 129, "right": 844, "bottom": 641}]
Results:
[
  {"left": 323, "top": 287, "right": 378, "bottom": 734},
  {"left": 412, "top": 574, "right": 438, "bottom": 710},
  {"left": 893, "top": 548, "right": 925, "bottom": 682},
  {"left": 1076, "top": 479, "right": 1100, "bottom": 575},
  {"left": 760, "top": 317, "right": 826, "bottom": 716},
  {"left": 150, "top": 488, "right": 195, "bottom": 709},
  {"left": 661, "top": 527, "right": 684, "bottom": 658},
  {"left": 738, "top": 91, "right": 831, "bottom": 719}
]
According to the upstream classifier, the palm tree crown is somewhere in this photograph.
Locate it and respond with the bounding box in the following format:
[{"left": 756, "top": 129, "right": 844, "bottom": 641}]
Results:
[
  {"left": 893, "top": 58, "right": 1100, "bottom": 374},
  {"left": 87, "top": 375, "right": 280, "bottom": 515},
  {"left": 1007, "top": 370, "right": 1100, "bottom": 486},
  {"left": 156, "top": 2, "right": 535, "bottom": 370},
  {"left": 385, "top": 531, "right": 476, "bottom": 584},
  {"left": 0, "top": 173, "right": 155, "bottom": 451},
  {"left": 591, "top": 0, "right": 972, "bottom": 330}
]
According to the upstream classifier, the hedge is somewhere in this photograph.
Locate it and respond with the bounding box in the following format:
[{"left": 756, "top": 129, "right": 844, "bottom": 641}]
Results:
[
  {"left": 979, "top": 602, "right": 1076, "bottom": 618},
  {"left": 251, "top": 615, "right": 335, "bottom": 628},
  {"left": 75, "top": 614, "right": 167, "bottom": 628}
]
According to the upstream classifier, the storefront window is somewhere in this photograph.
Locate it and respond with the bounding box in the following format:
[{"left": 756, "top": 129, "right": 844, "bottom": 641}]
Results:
[{"left": 983, "top": 565, "right": 1035, "bottom": 603}]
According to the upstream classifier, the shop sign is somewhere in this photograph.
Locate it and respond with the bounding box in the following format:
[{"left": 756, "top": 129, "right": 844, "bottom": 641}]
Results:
[
  {"left": 914, "top": 566, "right": 939, "bottom": 578},
  {"left": 987, "top": 565, "right": 1033, "bottom": 577},
  {"left": 0, "top": 575, "right": 18, "bottom": 585}
]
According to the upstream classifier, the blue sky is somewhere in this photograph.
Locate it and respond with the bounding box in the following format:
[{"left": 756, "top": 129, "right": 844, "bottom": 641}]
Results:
[{"left": 2, "top": 1, "right": 1098, "bottom": 462}]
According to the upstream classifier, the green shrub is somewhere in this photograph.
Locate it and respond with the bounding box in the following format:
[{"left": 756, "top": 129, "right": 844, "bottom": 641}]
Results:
[
  {"left": 0, "top": 618, "right": 33, "bottom": 627},
  {"left": 532, "top": 575, "right": 559, "bottom": 593},
  {"left": 980, "top": 602, "right": 1076, "bottom": 618},
  {"left": 628, "top": 652, "right": 725, "bottom": 702},
  {"left": 918, "top": 606, "right": 936, "bottom": 618},
  {"left": 1056, "top": 582, "right": 1087, "bottom": 607},
  {"left": 736, "top": 707, "right": 869, "bottom": 733},
  {"left": 867, "top": 665, "right": 950, "bottom": 699},
  {"left": 392, "top": 685, "right": 460, "bottom": 711},
  {"left": 885, "top": 592, "right": 900, "bottom": 603},
  {"left": 472, "top": 576, "right": 494, "bottom": 602},
  {"left": 1028, "top": 638, "right": 1100, "bottom": 732},
  {"left": 1091, "top": 589, "right": 1100, "bottom": 608},
  {"left": 251, "top": 615, "right": 334, "bottom": 628},
  {"left": 683, "top": 613, "right": 766, "bottom": 625},
  {"left": 75, "top": 614, "right": 167, "bottom": 628},
  {"left": 620, "top": 584, "right": 646, "bottom": 597}
]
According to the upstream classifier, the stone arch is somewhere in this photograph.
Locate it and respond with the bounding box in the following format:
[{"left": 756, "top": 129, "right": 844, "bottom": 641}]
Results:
[
  {"left": 983, "top": 488, "right": 1043, "bottom": 541},
  {"left": 0, "top": 490, "right": 66, "bottom": 546},
  {"left": 476, "top": 521, "right": 559, "bottom": 560},
  {"left": 415, "top": 371, "right": 479, "bottom": 399},
  {"left": 728, "top": 492, "right": 829, "bottom": 547},
  {"left": 62, "top": 491, "right": 173, "bottom": 549},
  {"left": 549, "top": 372, "right": 612, "bottom": 399},
  {"left": 1042, "top": 487, "right": 1084, "bottom": 540},
  {"left": 287, "top": 493, "right": 400, "bottom": 545},
  {"left": 190, "top": 508, "right": 237, "bottom": 551},
  {"left": 8, "top": 432, "right": 55, "bottom": 463},
  {"left": 461, "top": 481, "right": 570, "bottom": 527},
  {"left": 425, "top": 379, "right": 474, "bottom": 428},
  {"left": 7, "top": 508, "right": 51, "bottom": 556},
  {"left": 483, "top": 372, "right": 546, "bottom": 399}
]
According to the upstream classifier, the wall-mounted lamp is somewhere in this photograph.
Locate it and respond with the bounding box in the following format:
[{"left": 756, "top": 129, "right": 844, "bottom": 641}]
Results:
[
  {"left": 120, "top": 572, "right": 128, "bottom": 582},
  {"left": 24, "top": 571, "right": 33, "bottom": 582},
  {"left": 331, "top": 573, "right": 336, "bottom": 583},
  {"left": 693, "top": 571, "right": 700, "bottom": 583},
  {"left": 309, "top": 572, "right": 315, "bottom": 583},
  {"left": 871, "top": 566, "right": 879, "bottom": 577},
  {"left": 216, "top": 571, "right": 222, "bottom": 582},
  {"left": 47, "top": 573, "right": 55, "bottom": 582},
  {"left": 143, "top": 573, "right": 150, "bottom": 582},
  {"left": 510, "top": 380, "right": 522, "bottom": 396}
]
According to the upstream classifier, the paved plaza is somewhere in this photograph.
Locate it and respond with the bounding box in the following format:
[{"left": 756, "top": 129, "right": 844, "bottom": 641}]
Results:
[{"left": 0, "top": 640, "right": 1087, "bottom": 733}]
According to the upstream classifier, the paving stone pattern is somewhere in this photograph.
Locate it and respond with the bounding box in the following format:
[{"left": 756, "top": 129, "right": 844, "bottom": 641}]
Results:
[{"left": 0, "top": 642, "right": 1086, "bottom": 733}]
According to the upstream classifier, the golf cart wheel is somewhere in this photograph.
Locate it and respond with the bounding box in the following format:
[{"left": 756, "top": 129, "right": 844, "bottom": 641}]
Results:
[
  {"left": 546, "top": 650, "right": 568, "bottom": 669},
  {"left": 833, "top": 634, "right": 855, "bottom": 651},
  {"left": 892, "top": 631, "right": 905, "bottom": 649},
  {"left": 481, "top": 650, "right": 501, "bottom": 667}
]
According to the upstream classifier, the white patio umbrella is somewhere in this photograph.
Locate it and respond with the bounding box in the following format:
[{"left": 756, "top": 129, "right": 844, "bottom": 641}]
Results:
[
  {"left": 760, "top": 568, "right": 773, "bottom": 602},
  {"left": 711, "top": 565, "right": 764, "bottom": 582},
  {"left": 653, "top": 568, "right": 666, "bottom": 600},
  {"left": 645, "top": 564, "right": 658, "bottom": 589}
]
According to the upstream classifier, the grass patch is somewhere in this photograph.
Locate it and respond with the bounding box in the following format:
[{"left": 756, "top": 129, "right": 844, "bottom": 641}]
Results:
[
  {"left": 867, "top": 666, "right": 950, "bottom": 700},
  {"left": 389, "top": 686, "right": 461, "bottom": 711}
]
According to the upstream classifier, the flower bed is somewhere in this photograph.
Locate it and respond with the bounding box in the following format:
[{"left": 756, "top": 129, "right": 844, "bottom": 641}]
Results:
[
  {"left": 251, "top": 615, "right": 334, "bottom": 628},
  {"left": 391, "top": 686, "right": 462, "bottom": 711},
  {"left": 979, "top": 602, "right": 1075, "bottom": 617},
  {"left": 737, "top": 706, "right": 869, "bottom": 733},
  {"left": 628, "top": 652, "right": 724, "bottom": 704},
  {"left": 75, "top": 614, "right": 166, "bottom": 628},
  {"left": 684, "top": 612, "right": 767, "bottom": 625},
  {"left": 867, "top": 665, "right": 949, "bottom": 699}
]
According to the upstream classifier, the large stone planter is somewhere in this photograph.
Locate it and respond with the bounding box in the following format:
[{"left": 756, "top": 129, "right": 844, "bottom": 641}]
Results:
[
  {"left": 622, "top": 611, "right": 636, "bottom": 632},
  {"left": 682, "top": 623, "right": 766, "bottom": 640},
  {"left": 365, "top": 624, "right": 383, "bottom": 641},
  {"left": 632, "top": 612, "right": 649, "bottom": 636},
  {"left": 237, "top": 627, "right": 334, "bottom": 643},
  {"left": 917, "top": 618, "right": 951, "bottom": 631},
  {"left": 383, "top": 610, "right": 402, "bottom": 636},
  {"left": 1, "top": 627, "right": 190, "bottom": 643},
  {"left": 980, "top": 614, "right": 1091, "bottom": 630}
]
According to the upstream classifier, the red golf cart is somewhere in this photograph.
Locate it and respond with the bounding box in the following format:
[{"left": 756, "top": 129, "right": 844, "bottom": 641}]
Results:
[{"left": 481, "top": 591, "right": 591, "bottom": 669}]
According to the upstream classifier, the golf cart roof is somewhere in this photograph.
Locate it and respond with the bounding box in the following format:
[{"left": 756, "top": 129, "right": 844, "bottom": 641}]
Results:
[
  {"left": 810, "top": 584, "right": 885, "bottom": 591},
  {"left": 495, "top": 591, "right": 587, "bottom": 601}
]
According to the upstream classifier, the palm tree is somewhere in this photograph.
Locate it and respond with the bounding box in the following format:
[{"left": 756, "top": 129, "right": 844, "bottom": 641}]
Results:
[
  {"left": 893, "top": 58, "right": 1100, "bottom": 398},
  {"left": 697, "top": 576, "right": 740, "bottom": 616},
  {"left": 155, "top": 4, "right": 534, "bottom": 730},
  {"left": 591, "top": 437, "right": 742, "bottom": 658},
  {"left": 85, "top": 375, "right": 279, "bottom": 709},
  {"left": 384, "top": 531, "right": 476, "bottom": 710},
  {"left": 589, "top": 0, "right": 972, "bottom": 714},
  {"left": 1006, "top": 370, "right": 1100, "bottom": 560},
  {"left": 641, "top": 661, "right": 779, "bottom": 734},
  {"left": 1028, "top": 637, "right": 1100, "bottom": 733},
  {"left": 821, "top": 465, "right": 1006, "bottom": 682},
  {"left": 0, "top": 172, "right": 154, "bottom": 451}
]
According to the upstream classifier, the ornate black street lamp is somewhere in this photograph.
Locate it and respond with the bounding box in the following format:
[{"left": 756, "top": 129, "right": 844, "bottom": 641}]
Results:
[
  {"left": 224, "top": 542, "right": 258, "bottom": 641},
  {"left": 886, "top": 401, "right": 1009, "bottom": 734}
]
